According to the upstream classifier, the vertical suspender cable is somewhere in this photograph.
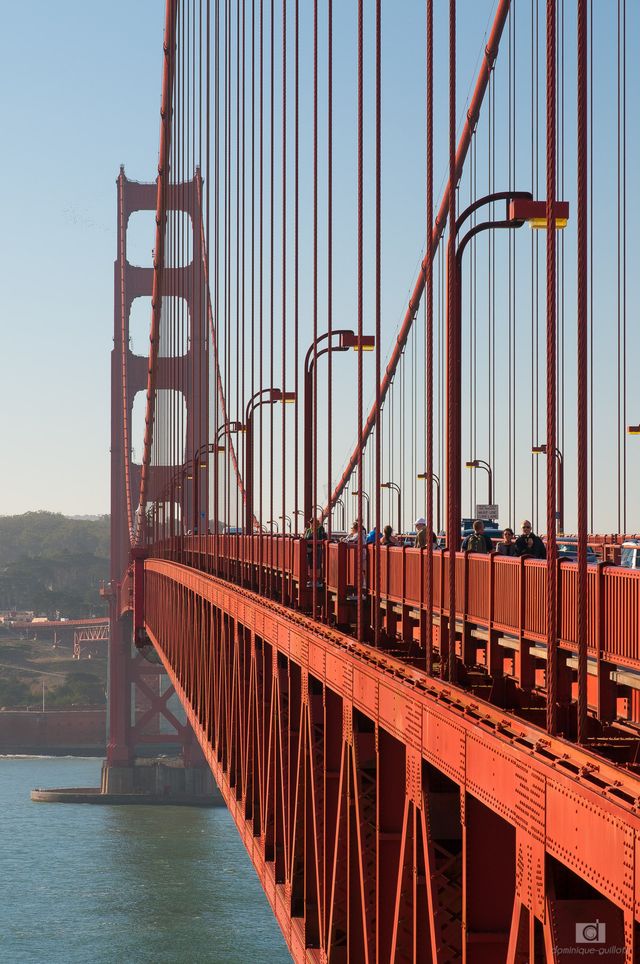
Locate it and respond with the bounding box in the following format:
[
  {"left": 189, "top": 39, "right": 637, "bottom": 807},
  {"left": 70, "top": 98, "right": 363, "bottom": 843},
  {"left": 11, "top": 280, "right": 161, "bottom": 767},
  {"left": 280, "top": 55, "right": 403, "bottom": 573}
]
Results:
[
  {"left": 356, "top": 0, "right": 364, "bottom": 642},
  {"left": 621, "top": 0, "right": 626, "bottom": 534},
  {"left": 269, "top": 0, "right": 275, "bottom": 568},
  {"left": 447, "top": 0, "right": 457, "bottom": 683},
  {"left": 512, "top": 4, "right": 517, "bottom": 525},
  {"left": 507, "top": 3, "right": 517, "bottom": 524},
  {"left": 214, "top": 0, "right": 220, "bottom": 568},
  {"left": 616, "top": 0, "right": 621, "bottom": 534},
  {"left": 374, "top": 0, "right": 381, "bottom": 645},
  {"left": 546, "top": 0, "right": 558, "bottom": 737},
  {"left": 236, "top": 0, "right": 241, "bottom": 538},
  {"left": 426, "top": 0, "right": 434, "bottom": 674},
  {"left": 181, "top": 0, "right": 186, "bottom": 525},
  {"left": 240, "top": 0, "right": 246, "bottom": 560},
  {"left": 328, "top": 0, "right": 334, "bottom": 551},
  {"left": 281, "top": 0, "right": 287, "bottom": 602},
  {"left": 293, "top": 0, "right": 299, "bottom": 534},
  {"left": 490, "top": 77, "right": 496, "bottom": 500},
  {"left": 311, "top": 0, "right": 318, "bottom": 614},
  {"left": 258, "top": 0, "right": 264, "bottom": 543},
  {"left": 226, "top": 0, "right": 232, "bottom": 560},
  {"left": 251, "top": 0, "right": 255, "bottom": 537},
  {"left": 577, "top": 0, "right": 588, "bottom": 743},
  {"left": 589, "top": 0, "right": 593, "bottom": 533}
]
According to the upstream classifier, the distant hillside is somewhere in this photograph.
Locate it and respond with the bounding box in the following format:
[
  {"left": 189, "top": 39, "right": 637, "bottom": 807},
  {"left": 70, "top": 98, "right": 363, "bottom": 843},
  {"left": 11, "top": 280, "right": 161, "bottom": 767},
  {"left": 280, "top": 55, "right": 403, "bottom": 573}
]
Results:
[{"left": 0, "top": 512, "right": 109, "bottom": 617}]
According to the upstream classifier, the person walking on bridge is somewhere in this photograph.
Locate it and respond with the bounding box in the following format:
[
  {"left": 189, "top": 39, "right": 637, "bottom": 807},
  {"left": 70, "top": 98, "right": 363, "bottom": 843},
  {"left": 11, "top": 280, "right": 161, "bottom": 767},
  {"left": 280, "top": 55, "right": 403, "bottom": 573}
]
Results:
[
  {"left": 515, "top": 520, "right": 546, "bottom": 559},
  {"left": 381, "top": 525, "right": 398, "bottom": 546},
  {"left": 304, "top": 517, "right": 326, "bottom": 587},
  {"left": 497, "top": 527, "right": 518, "bottom": 557},
  {"left": 462, "top": 519, "right": 493, "bottom": 553}
]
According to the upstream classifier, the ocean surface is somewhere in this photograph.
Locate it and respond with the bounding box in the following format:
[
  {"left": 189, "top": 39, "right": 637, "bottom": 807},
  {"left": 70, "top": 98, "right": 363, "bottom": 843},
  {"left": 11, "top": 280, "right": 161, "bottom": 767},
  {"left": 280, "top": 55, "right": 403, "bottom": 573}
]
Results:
[{"left": 0, "top": 757, "right": 290, "bottom": 964}]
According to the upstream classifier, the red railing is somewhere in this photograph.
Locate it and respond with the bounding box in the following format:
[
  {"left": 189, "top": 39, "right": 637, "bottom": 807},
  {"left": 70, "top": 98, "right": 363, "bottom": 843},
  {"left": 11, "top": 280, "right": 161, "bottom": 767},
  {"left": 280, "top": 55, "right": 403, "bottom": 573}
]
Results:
[{"left": 151, "top": 535, "right": 640, "bottom": 674}]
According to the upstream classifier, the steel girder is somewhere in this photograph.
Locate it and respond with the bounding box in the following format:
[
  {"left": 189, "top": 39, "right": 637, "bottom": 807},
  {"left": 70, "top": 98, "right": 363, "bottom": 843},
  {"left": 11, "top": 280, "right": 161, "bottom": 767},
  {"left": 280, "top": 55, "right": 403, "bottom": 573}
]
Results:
[{"left": 144, "top": 559, "right": 640, "bottom": 962}]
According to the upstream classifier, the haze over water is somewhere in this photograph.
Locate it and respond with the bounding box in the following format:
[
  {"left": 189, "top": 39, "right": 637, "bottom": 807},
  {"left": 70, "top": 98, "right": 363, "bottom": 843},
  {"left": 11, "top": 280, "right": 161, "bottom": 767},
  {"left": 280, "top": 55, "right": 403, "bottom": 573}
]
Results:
[{"left": 0, "top": 758, "right": 289, "bottom": 964}]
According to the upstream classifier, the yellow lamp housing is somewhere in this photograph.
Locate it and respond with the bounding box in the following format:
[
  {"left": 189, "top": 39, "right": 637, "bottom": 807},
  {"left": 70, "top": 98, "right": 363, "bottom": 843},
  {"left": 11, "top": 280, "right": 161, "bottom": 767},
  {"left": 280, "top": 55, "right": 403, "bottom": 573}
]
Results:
[{"left": 508, "top": 198, "right": 569, "bottom": 230}]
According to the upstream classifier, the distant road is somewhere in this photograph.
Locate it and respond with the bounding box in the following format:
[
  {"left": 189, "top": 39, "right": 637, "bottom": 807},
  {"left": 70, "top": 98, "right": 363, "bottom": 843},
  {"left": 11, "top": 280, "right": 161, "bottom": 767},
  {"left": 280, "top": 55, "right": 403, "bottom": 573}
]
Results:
[{"left": 5, "top": 617, "right": 108, "bottom": 630}]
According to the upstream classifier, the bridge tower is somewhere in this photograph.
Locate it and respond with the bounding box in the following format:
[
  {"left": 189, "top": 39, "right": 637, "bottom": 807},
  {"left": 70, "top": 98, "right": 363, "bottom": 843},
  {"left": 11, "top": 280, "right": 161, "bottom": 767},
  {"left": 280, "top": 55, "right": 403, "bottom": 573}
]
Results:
[{"left": 106, "top": 166, "right": 210, "bottom": 793}]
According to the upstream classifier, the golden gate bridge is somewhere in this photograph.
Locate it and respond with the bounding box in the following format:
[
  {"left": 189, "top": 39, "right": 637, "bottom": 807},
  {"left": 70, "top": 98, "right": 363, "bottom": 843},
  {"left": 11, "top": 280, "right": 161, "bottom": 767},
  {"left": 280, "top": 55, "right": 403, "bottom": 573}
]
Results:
[{"left": 105, "top": 0, "right": 640, "bottom": 959}]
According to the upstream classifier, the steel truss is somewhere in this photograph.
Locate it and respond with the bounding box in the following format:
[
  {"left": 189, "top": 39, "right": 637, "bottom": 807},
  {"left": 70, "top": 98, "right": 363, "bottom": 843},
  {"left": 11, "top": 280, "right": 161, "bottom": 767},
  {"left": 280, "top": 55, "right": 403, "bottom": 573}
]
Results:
[{"left": 144, "top": 558, "right": 640, "bottom": 961}]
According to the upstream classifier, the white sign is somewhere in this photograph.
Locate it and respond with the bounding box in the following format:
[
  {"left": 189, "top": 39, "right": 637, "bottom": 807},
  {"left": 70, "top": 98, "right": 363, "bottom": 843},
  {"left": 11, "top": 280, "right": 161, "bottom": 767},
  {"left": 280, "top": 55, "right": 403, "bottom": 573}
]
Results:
[{"left": 476, "top": 504, "right": 499, "bottom": 522}]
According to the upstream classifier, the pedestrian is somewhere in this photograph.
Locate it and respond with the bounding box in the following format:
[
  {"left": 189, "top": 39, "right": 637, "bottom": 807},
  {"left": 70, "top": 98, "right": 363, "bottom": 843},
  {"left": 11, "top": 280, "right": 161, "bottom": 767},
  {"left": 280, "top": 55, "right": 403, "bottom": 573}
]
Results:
[
  {"left": 343, "top": 521, "right": 364, "bottom": 543},
  {"left": 303, "top": 516, "right": 326, "bottom": 587},
  {"left": 414, "top": 517, "right": 428, "bottom": 549},
  {"left": 342, "top": 521, "right": 367, "bottom": 594},
  {"left": 515, "top": 520, "right": 546, "bottom": 559},
  {"left": 462, "top": 519, "right": 493, "bottom": 553},
  {"left": 381, "top": 525, "right": 398, "bottom": 546},
  {"left": 496, "top": 527, "right": 518, "bottom": 557}
]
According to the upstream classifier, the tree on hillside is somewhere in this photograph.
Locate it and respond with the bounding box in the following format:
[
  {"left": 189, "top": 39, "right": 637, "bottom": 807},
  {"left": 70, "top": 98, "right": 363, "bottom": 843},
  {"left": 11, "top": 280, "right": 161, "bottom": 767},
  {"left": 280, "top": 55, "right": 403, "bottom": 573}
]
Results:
[{"left": 0, "top": 513, "right": 109, "bottom": 617}]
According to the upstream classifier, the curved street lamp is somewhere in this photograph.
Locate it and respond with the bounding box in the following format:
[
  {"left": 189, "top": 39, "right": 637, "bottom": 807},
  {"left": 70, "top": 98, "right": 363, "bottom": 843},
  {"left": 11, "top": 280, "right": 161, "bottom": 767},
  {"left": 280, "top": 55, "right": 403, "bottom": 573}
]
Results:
[
  {"left": 380, "top": 481, "right": 401, "bottom": 534},
  {"left": 445, "top": 189, "right": 568, "bottom": 683},
  {"left": 244, "top": 388, "right": 296, "bottom": 533},
  {"left": 304, "top": 330, "right": 375, "bottom": 521},
  {"left": 352, "top": 490, "right": 370, "bottom": 531},
  {"left": 532, "top": 444, "right": 564, "bottom": 534},
  {"left": 465, "top": 458, "right": 493, "bottom": 506},
  {"left": 417, "top": 472, "right": 441, "bottom": 534}
]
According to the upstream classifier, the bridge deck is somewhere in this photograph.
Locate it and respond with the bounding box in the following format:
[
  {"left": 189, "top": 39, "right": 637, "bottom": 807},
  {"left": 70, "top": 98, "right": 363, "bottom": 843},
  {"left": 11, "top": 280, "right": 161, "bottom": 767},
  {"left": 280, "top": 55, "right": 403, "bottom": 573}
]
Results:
[{"left": 141, "top": 555, "right": 640, "bottom": 961}]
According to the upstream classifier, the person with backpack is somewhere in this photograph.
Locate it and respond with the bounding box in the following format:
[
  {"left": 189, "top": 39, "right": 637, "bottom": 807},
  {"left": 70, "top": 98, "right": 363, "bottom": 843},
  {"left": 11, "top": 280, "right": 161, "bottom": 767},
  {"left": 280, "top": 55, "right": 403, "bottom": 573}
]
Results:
[{"left": 462, "top": 519, "right": 493, "bottom": 553}]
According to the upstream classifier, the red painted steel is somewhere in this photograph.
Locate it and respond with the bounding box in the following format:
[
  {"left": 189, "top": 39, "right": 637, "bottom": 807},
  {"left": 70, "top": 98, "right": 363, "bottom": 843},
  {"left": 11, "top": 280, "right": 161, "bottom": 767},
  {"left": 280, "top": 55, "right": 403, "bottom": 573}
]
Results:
[
  {"left": 112, "top": 0, "right": 640, "bottom": 956},
  {"left": 155, "top": 536, "right": 640, "bottom": 739},
  {"left": 109, "top": 168, "right": 210, "bottom": 766},
  {"left": 142, "top": 558, "right": 640, "bottom": 960}
]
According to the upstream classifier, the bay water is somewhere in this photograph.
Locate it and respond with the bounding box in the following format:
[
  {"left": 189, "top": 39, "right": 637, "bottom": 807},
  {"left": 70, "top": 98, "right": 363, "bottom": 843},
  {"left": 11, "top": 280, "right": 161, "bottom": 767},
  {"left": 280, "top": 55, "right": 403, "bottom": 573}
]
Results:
[{"left": 0, "top": 757, "right": 289, "bottom": 963}]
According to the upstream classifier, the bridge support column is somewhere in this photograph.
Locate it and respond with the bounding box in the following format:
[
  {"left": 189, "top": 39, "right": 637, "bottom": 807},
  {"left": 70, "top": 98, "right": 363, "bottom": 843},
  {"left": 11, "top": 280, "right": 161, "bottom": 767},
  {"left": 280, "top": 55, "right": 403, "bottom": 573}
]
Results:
[{"left": 99, "top": 166, "right": 214, "bottom": 798}]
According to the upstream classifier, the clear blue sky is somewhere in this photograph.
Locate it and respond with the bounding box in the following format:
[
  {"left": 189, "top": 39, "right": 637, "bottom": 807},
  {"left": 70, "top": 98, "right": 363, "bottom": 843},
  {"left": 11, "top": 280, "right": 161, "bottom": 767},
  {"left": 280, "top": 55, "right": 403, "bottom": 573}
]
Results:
[
  {"left": 0, "top": 1, "right": 163, "bottom": 516},
  {"left": 0, "top": 0, "right": 492, "bottom": 518}
]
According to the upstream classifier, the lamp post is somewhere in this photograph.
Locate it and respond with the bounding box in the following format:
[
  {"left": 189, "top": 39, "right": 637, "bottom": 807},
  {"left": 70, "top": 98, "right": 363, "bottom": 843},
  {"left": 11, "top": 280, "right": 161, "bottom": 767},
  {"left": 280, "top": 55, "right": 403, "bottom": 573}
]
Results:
[
  {"left": 380, "top": 481, "right": 402, "bottom": 534},
  {"left": 352, "top": 490, "right": 370, "bottom": 531},
  {"left": 532, "top": 444, "right": 564, "bottom": 534},
  {"left": 279, "top": 514, "right": 292, "bottom": 532},
  {"left": 190, "top": 440, "right": 227, "bottom": 533},
  {"left": 445, "top": 190, "right": 569, "bottom": 682},
  {"left": 417, "top": 472, "right": 441, "bottom": 534},
  {"left": 216, "top": 420, "right": 245, "bottom": 444},
  {"left": 266, "top": 519, "right": 279, "bottom": 533},
  {"left": 334, "top": 498, "right": 346, "bottom": 531},
  {"left": 465, "top": 458, "right": 493, "bottom": 506},
  {"left": 304, "top": 330, "right": 375, "bottom": 522},
  {"left": 211, "top": 421, "right": 244, "bottom": 535},
  {"left": 244, "top": 388, "right": 296, "bottom": 534}
]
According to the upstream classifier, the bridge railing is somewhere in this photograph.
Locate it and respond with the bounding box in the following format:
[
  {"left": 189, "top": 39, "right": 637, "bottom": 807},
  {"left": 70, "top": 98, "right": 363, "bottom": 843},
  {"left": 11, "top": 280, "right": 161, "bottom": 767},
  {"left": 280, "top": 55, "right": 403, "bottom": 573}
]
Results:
[{"left": 149, "top": 535, "right": 640, "bottom": 674}]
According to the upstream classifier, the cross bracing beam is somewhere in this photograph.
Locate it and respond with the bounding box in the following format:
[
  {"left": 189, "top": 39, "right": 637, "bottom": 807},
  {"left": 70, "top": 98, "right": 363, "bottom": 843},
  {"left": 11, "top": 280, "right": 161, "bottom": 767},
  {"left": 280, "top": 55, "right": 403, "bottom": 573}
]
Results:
[{"left": 143, "top": 558, "right": 640, "bottom": 961}]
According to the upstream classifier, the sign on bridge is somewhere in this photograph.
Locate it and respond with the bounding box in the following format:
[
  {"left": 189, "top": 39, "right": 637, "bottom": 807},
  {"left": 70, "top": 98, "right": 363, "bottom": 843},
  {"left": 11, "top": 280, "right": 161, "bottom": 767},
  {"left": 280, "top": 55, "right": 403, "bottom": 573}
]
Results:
[{"left": 475, "top": 504, "right": 499, "bottom": 522}]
